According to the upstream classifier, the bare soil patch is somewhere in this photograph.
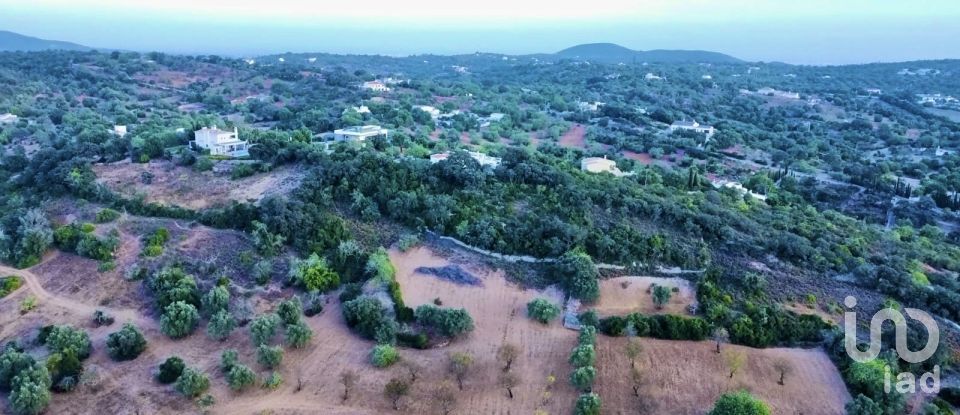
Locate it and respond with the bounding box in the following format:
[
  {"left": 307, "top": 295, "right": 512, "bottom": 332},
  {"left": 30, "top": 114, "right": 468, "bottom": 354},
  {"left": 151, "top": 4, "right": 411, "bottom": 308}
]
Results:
[
  {"left": 93, "top": 160, "right": 304, "bottom": 209},
  {"left": 595, "top": 337, "right": 850, "bottom": 415},
  {"left": 593, "top": 276, "right": 696, "bottom": 316},
  {"left": 558, "top": 124, "right": 587, "bottom": 149}
]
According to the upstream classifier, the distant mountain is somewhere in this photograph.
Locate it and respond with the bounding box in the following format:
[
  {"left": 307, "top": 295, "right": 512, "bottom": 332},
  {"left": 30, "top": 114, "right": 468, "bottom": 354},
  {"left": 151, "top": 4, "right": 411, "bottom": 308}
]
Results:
[
  {"left": 0, "top": 30, "right": 92, "bottom": 52},
  {"left": 555, "top": 42, "right": 742, "bottom": 64}
]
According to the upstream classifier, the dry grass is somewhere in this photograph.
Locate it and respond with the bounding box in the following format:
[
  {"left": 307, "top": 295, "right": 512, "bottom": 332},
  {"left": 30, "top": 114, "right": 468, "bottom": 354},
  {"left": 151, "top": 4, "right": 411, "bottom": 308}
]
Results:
[{"left": 593, "top": 276, "right": 696, "bottom": 316}]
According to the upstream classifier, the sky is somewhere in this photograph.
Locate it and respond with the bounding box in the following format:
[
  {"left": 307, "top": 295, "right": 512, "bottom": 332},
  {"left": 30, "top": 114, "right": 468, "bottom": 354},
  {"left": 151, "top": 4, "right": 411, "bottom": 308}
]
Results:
[{"left": 1, "top": 0, "right": 959, "bottom": 64}]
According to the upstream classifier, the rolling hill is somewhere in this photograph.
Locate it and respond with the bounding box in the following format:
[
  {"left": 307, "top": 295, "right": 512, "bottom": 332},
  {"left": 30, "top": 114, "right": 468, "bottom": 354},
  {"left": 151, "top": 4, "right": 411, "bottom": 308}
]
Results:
[
  {"left": 0, "top": 30, "right": 92, "bottom": 52},
  {"left": 555, "top": 42, "right": 742, "bottom": 64}
]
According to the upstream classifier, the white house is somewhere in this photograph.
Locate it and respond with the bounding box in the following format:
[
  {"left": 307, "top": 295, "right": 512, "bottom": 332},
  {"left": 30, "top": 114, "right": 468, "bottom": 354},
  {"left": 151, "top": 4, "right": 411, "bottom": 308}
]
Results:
[
  {"left": 361, "top": 81, "right": 391, "bottom": 92},
  {"left": 865, "top": 88, "right": 882, "bottom": 95},
  {"left": 0, "top": 113, "right": 18, "bottom": 124},
  {"left": 414, "top": 105, "right": 441, "bottom": 119},
  {"left": 113, "top": 125, "right": 128, "bottom": 138},
  {"left": 711, "top": 179, "right": 767, "bottom": 201},
  {"left": 193, "top": 125, "right": 250, "bottom": 157},
  {"left": 430, "top": 151, "right": 501, "bottom": 168},
  {"left": 580, "top": 157, "right": 632, "bottom": 177},
  {"left": 644, "top": 73, "right": 664, "bottom": 80},
  {"left": 670, "top": 120, "right": 715, "bottom": 137},
  {"left": 756, "top": 87, "right": 800, "bottom": 99},
  {"left": 577, "top": 101, "right": 604, "bottom": 112},
  {"left": 343, "top": 105, "right": 371, "bottom": 115},
  {"left": 332, "top": 125, "right": 389, "bottom": 143},
  {"left": 479, "top": 112, "right": 505, "bottom": 127}
]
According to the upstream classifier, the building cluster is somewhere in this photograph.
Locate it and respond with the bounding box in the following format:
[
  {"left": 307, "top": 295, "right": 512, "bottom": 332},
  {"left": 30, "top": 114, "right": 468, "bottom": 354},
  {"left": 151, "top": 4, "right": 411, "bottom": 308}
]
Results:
[{"left": 917, "top": 93, "right": 960, "bottom": 110}]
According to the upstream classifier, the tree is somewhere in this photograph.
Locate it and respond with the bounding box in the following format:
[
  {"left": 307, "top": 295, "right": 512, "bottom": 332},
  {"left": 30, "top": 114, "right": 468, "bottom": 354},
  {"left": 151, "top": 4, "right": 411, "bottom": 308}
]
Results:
[
  {"left": 707, "top": 391, "right": 771, "bottom": 415},
  {"left": 578, "top": 326, "right": 597, "bottom": 346},
  {"left": 342, "top": 296, "right": 397, "bottom": 344},
  {"left": 157, "top": 356, "right": 185, "bottom": 384},
  {"left": 652, "top": 285, "right": 672, "bottom": 309},
  {"left": 573, "top": 393, "right": 602, "bottom": 415},
  {"left": 201, "top": 285, "right": 230, "bottom": 316},
  {"left": 105, "top": 323, "right": 147, "bottom": 361},
  {"left": 773, "top": 359, "right": 793, "bottom": 386},
  {"left": 340, "top": 370, "right": 357, "bottom": 402},
  {"left": 256, "top": 344, "right": 283, "bottom": 369},
  {"left": 206, "top": 310, "right": 237, "bottom": 341},
  {"left": 557, "top": 249, "right": 600, "bottom": 302},
  {"left": 713, "top": 327, "right": 729, "bottom": 354},
  {"left": 371, "top": 345, "right": 400, "bottom": 368},
  {"left": 845, "top": 394, "right": 883, "bottom": 415},
  {"left": 624, "top": 338, "right": 643, "bottom": 369},
  {"left": 9, "top": 364, "right": 52, "bottom": 415},
  {"left": 175, "top": 367, "right": 210, "bottom": 398},
  {"left": 497, "top": 343, "right": 519, "bottom": 372},
  {"left": 570, "top": 366, "right": 596, "bottom": 392},
  {"left": 0, "top": 349, "right": 36, "bottom": 389},
  {"left": 44, "top": 325, "right": 92, "bottom": 359},
  {"left": 569, "top": 344, "right": 596, "bottom": 367},
  {"left": 227, "top": 364, "right": 256, "bottom": 392},
  {"left": 722, "top": 349, "right": 746, "bottom": 379},
  {"left": 384, "top": 377, "right": 410, "bottom": 410},
  {"left": 448, "top": 352, "right": 474, "bottom": 390},
  {"left": 220, "top": 349, "right": 239, "bottom": 373},
  {"left": 414, "top": 305, "right": 474, "bottom": 337},
  {"left": 431, "top": 381, "right": 458, "bottom": 415},
  {"left": 288, "top": 253, "right": 340, "bottom": 292},
  {"left": 498, "top": 371, "right": 520, "bottom": 399},
  {"left": 285, "top": 320, "right": 313, "bottom": 348},
  {"left": 249, "top": 313, "right": 280, "bottom": 345},
  {"left": 160, "top": 301, "right": 200, "bottom": 339},
  {"left": 276, "top": 296, "right": 304, "bottom": 325},
  {"left": 526, "top": 298, "right": 561, "bottom": 324},
  {"left": 251, "top": 220, "right": 285, "bottom": 257}
]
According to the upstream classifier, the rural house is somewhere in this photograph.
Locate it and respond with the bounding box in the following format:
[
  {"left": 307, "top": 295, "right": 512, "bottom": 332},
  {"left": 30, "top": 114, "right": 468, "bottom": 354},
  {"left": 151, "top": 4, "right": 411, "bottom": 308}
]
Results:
[
  {"left": 430, "top": 151, "right": 502, "bottom": 168},
  {"left": 332, "top": 125, "right": 390, "bottom": 143},
  {"left": 361, "top": 80, "right": 391, "bottom": 92},
  {"left": 192, "top": 125, "right": 250, "bottom": 157},
  {"left": 669, "top": 120, "right": 715, "bottom": 137},
  {"left": 0, "top": 113, "right": 18, "bottom": 124}
]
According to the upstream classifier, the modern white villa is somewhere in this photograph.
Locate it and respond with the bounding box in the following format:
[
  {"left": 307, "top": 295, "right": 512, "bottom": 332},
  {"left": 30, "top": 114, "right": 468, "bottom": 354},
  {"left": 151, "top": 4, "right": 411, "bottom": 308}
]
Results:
[
  {"left": 430, "top": 151, "right": 502, "bottom": 168},
  {"left": 669, "top": 120, "right": 715, "bottom": 137},
  {"left": 581, "top": 157, "right": 632, "bottom": 177},
  {"left": 192, "top": 125, "right": 250, "bottom": 157},
  {"left": 332, "top": 125, "right": 389, "bottom": 143}
]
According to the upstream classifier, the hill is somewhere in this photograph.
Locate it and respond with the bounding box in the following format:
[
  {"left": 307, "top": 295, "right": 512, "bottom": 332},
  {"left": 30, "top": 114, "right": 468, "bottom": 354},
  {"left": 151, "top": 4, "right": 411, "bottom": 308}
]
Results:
[
  {"left": 0, "top": 30, "right": 92, "bottom": 52},
  {"left": 556, "top": 42, "right": 742, "bottom": 64}
]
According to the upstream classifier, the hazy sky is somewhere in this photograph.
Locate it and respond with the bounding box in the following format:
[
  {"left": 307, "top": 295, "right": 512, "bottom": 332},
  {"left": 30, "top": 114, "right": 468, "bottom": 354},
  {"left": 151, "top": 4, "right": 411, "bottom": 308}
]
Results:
[{"left": 2, "top": 0, "right": 959, "bottom": 64}]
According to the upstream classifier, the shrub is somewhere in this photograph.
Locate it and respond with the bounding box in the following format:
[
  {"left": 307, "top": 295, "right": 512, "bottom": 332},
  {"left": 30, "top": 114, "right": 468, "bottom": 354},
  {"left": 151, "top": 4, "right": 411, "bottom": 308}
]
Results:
[
  {"left": 0, "top": 348, "right": 36, "bottom": 389},
  {"left": 557, "top": 250, "right": 600, "bottom": 303},
  {"left": 105, "top": 323, "right": 147, "bottom": 361},
  {"left": 227, "top": 364, "right": 256, "bottom": 391},
  {"left": 95, "top": 208, "right": 120, "bottom": 223},
  {"left": 276, "top": 296, "right": 304, "bottom": 325},
  {"left": 569, "top": 344, "right": 596, "bottom": 367},
  {"left": 338, "top": 283, "right": 363, "bottom": 303},
  {"left": 92, "top": 309, "right": 115, "bottom": 327},
  {"left": 0, "top": 276, "right": 23, "bottom": 298},
  {"left": 174, "top": 367, "right": 210, "bottom": 398},
  {"left": 578, "top": 310, "right": 599, "bottom": 328},
  {"left": 397, "top": 332, "right": 429, "bottom": 349},
  {"left": 250, "top": 220, "right": 285, "bottom": 257},
  {"left": 578, "top": 326, "right": 597, "bottom": 345},
  {"left": 207, "top": 310, "right": 237, "bottom": 341},
  {"left": 44, "top": 325, "right": 92, "bottom": 360},
  {"left": 708, "top": 391, "right": 771, "bottom": 415},
  {"left": 288, "top": 253, "right": 340, "bottom": 292},
  {"left": 569, "top": 366, "right": 596, "bottom": 392},
  {"left": 342, "top": 296, "right": 397, "bottom": 344},
  {"left": 9, "top": 363, "right": 52, "bottom": 415},
  {"left": 284, "top": 320, "right": 314, "bottom": 348},
  {"left": 220, "top": 349, "right": 239, "bottom": 373},
  {"left": 527, "top": 298, "right": 560, "bottom": 324},
  {"left": 370, "top": 344, "right": 400, "bottom": 368},
  {"left": 414, "top": 304, "right": 475, "bottom": 337},
  {"left": 574, "top": 393, "right": 602, "bottom": 415},
  {"left": 302, "top": 290, "right": 325, "bottom": 317},
  {"left": 194, "top": 156, "right": 214, "bottom": 172},
  {"left": 262, "top": 371, "right": 283, "bottom": 390},
  {"left": 160, "top": 301, "right": 200, "bottom": 339},
  {"left": 256, "top": 345, "right": 283, "bottom": 369},
  {"left": 157, "top": 356, "right": 185, "bottom": 384},
  {"left": 249, "top": 313, "right": 280, "bottom": 345},
  {"left": 200, "top": 285, "right": 230, "bottom": 316}
]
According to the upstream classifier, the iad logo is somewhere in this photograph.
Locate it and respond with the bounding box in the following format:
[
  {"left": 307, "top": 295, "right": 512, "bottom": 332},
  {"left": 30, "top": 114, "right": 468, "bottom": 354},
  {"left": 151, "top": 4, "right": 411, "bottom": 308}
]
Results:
[{"left": 843, "top": 296, "right": 940, "bottom": 394}]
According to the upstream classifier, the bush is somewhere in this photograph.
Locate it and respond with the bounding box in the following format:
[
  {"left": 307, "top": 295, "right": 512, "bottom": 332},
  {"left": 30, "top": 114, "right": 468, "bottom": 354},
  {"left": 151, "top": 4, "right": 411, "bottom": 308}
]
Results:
[
  {"left": 0, "top": 276, "right": 23, "bottom": 298},
  {"left": 284, "top": 320, "right": 313, "bottom": 348},
  {"left": 338, "top": 283, "right": 363, "bottom": 303},
  {"left": 370, "top": 344, "right": 400, "bottom": 368},
  {"left": 578, "top": 310, "right": 599, "bottom": 328},
  {"left": 526, "top": 298, "right": 560, "bottom": 324},
  {"left": 251, "top": 220, "right": 285, "bottom": 257},
  {"left": 9, "top": 363, "right": 52, "bottom": 415},
  {"left": 200, "top": 285, "right": 230, "bottom": 316},
  {"left": 569, "top": 366, "right": 596, "bottom": 392},
  {"left": 708, "top": 391, "right": 771, "bottom": 415},
  {"left": 569, "top": 344, "right": 596, "bottom": 367},
  {"left": 206, "top": 310, "right": 237, "bottom": 341},
  {"left": 160, "top": 301, "right": 200, "bottom": 339},
  {"left": 302, "top": 290, "right": 325, "bottom": 317},
  {"left": 342, "top": 296, "right": 397, "bottom": 344},
  {"left": 256, "top": 344, "right": 283, "bottom": 369},
  {"left": 557, "top": 250, "right": 600, "bottom": 303},
  {"left": 249, "top": 313, "right": 280, "bottom": 345},
  {"left": 227, "top": 364, "right": 256, "bottom": 391},
  {"left": 414, "top": 304, "right": 475, "bottom": 337},
  {"left": 44, "top": 325, "right": 92, "bottom": 360},
  {"left": 92, "top": 309, "right": 114, "bottom": 327},
  {"left": 174, "top": 367, "right": 210, "bottom": 398},
  {"left": 157, "top": 356, "right": 185, "bottom": 384},
  {"left": 94, "top": 208, "right": 120, "bottom": 223},
  {"left": 220, "top": 349, "right": 239, "bottom": 373},
  {"left": 397, "top": 332, "right": 429, "bottom": 349},
  {"left": 574, "top": 393, "right": 602, "bottom": 415},
  {"left": 262, "top": 371, "right": 283, "bottom": 390},
  {"left": 276, "top": 296, "right": 304, "bottom": 325},
  {"left": 578, "top": 326, "right": 597, "bottom": 345},
  {"left": 105, "top": 323, "right": 147, "bottom": 361},
  {"left": 288, "top": 253, "right": 340, "bottom": 292},
  {"left": 231, "top": 163, "right": 256, "bottom": 179}
]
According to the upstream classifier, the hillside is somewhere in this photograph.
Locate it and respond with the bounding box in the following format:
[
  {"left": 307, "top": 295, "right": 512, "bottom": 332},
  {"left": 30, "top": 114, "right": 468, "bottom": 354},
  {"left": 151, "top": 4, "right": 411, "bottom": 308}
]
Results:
[
  {"left": 0, "top": 30, "right": 92, "bottom": 52},
  {"left": 556, "top": 42, "right": 742, "bottom": 64}
]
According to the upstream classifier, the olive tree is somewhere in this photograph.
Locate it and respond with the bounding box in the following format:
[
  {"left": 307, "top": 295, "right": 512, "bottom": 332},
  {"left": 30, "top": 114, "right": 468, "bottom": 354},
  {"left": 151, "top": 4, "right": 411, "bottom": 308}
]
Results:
[
  {"left": 160, "top": 301, "right": 200, "bottom": 339},
  {"left": 105, "top": 323, "right": 147, "bottom": 361}
]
